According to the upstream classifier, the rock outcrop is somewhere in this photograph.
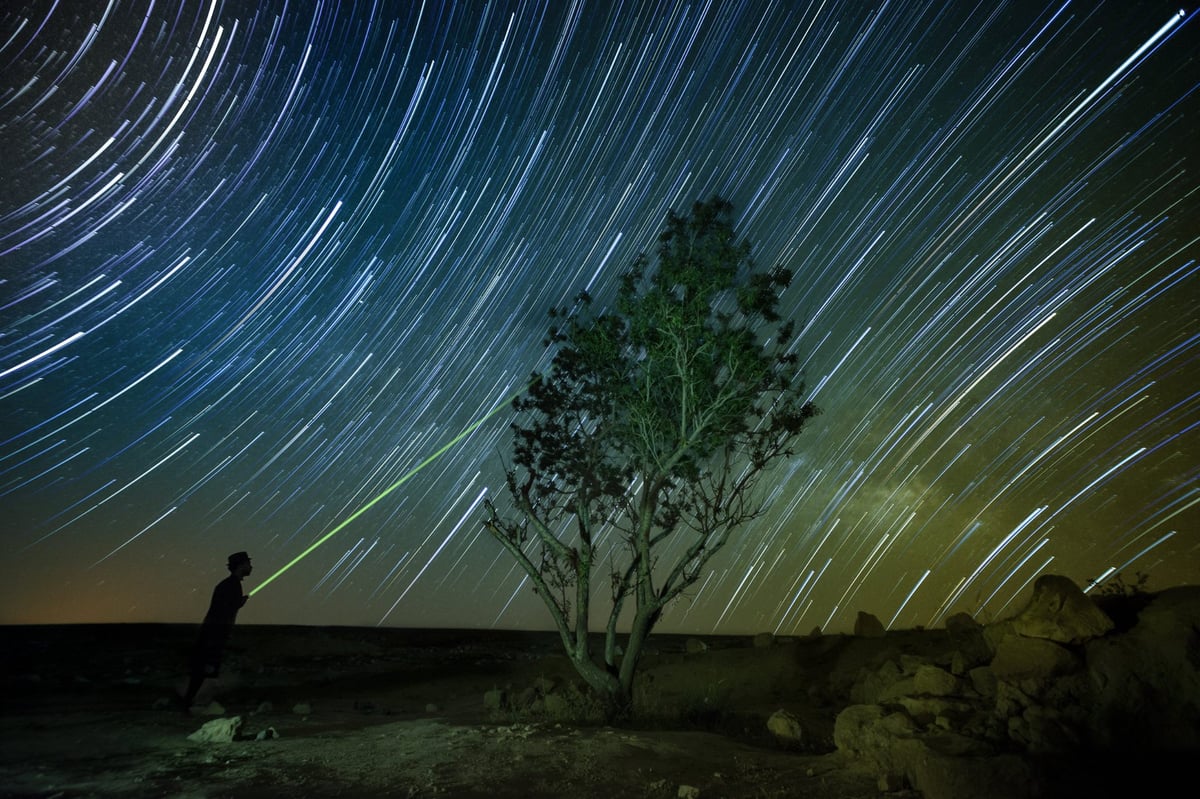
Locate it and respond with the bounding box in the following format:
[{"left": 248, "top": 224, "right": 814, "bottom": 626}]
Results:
[{"left": 833, "top": 577, "right": 1200, "bottom": 799}]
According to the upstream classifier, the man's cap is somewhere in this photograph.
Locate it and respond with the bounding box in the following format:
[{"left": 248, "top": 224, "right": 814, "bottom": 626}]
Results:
[{"left": 228, "top": 551, "right": 251, "bottom": 567}]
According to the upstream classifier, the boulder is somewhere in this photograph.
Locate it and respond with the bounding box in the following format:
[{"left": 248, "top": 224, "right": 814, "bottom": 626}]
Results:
[
  {"left": 851, "top": 658, "right": 904, "bottom": 704},
  {"left": 896, "top": 695, "right": 973, "bottom": 726},
  {"left": 1009, "top": 574, "right": 1113, "bottom": 644},
  {"left": 833, "top": 704, "right": 916, "bottom": 771},
  {"left": 1007, "top": 705, "right": 1080, "bottom": 754},
  {"left": 1083, "top": 585, "right": 1200, "bottom": 749},
  {"left": 890, "top": 738, "right": 1038, "bottom": 799},
  {"left": 913, "top": 664, "right": 960, "bottom": 696},
  {"left": 967, "top": 665, "right": 998, "bottom": 699},
  {"left": 836, "top": 706, "right": 1036, "bottom": 799},
  {"left": 945, "top": 611, "right": 980, "bottom": 634},
  {"left": 197, "top": 700, "right": 225, "bottom": 716},
  {"left": 854, "top": 611, "right": 886, "bottom": 637},
  {"left": 989, "top": 635, "right": 1079, "bottom": 683}
]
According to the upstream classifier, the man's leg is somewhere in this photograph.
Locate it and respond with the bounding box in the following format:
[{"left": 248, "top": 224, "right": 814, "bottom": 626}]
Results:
[
  {"left": 181, "top": 674, "right": 204, "bottom": 709},
  {"left": 181, "top": 643, "right": 217, "bottom": 711}
]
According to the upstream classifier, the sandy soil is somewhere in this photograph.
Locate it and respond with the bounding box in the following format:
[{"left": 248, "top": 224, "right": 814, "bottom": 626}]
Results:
[{"left": 1, "top": 624, "right": 893, "bottom": 798}]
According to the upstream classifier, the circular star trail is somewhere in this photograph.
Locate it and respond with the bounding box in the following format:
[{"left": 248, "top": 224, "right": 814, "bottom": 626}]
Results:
[{"left": 2, "top": 0, "right": 1197, "bottom": 633}]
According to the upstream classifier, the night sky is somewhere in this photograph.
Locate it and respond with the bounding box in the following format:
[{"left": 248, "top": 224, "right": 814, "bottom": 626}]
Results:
[{"left": 2, "top": 1, "right": 1197, "bottom": 634}]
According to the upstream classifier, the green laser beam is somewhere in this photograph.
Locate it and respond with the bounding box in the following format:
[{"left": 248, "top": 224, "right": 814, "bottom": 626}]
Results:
[{"left": 249, "top": 382, "right": 531, "bottom": 597}]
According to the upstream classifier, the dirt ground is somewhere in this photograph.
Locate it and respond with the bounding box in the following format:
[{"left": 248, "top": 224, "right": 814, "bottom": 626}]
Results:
[{"left": 0, "top": 624, "right": 903, "bottom": 798}]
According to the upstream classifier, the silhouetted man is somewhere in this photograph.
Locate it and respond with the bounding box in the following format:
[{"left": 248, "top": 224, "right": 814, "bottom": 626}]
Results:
[{"left": 181, "top": 551, "right": 252, "bottom": 710}]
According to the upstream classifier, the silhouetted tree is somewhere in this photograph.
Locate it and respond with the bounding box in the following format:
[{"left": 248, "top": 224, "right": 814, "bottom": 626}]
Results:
[{"left": 484, "top": 196, "right": 818, "bottom": 716}]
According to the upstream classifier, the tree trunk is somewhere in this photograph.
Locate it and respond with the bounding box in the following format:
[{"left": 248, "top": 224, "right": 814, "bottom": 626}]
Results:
[
  {"left": 615, "top": 607, "right": 660, "bottom": 709},
  {"left": 566, "top": 652, "right": 631, "bottom": 720},
  {"left": 561, "top": 641, "right": 619, "bottom": 699}
]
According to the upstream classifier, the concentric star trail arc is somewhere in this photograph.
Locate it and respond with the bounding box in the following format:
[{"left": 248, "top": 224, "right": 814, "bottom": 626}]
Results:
[{"left": 1, "top": 0, "right": 1196, "bottom": 633}]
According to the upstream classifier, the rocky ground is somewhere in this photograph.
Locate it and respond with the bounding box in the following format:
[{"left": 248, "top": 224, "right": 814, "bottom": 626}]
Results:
[
  {"left": 1, "top": 577, "right": 1196, "bottom": 798},
  {"left": 1, "top": 625, "right": 884, "bottom": 798}
]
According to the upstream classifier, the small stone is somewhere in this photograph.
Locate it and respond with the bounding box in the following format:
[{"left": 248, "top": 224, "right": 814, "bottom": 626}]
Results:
[
  {"left": 484, "top": 688, "right": 507, "bottom": 712},
  {"left": 187, "top": 715, "right": 242, "bottom": 743},
  {"left": 254, "top": 727, "right": 278, "bottom": 741},
  {"left": 292, "top": 702, "right": 312, "bottom": 715},
  {"left": 767, "top": 709, "right": 803, "bottom": 745}
]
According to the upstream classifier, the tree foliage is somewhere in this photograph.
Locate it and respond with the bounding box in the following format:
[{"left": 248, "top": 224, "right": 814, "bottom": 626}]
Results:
[{"left": 484, "top": 196, "right": 819, "bottom": 715}]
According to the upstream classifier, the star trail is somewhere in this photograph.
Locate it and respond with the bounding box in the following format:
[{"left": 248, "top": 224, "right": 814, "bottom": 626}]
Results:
[{"left": 2, "top": 0, "right": 1197, "bottom": 634}]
